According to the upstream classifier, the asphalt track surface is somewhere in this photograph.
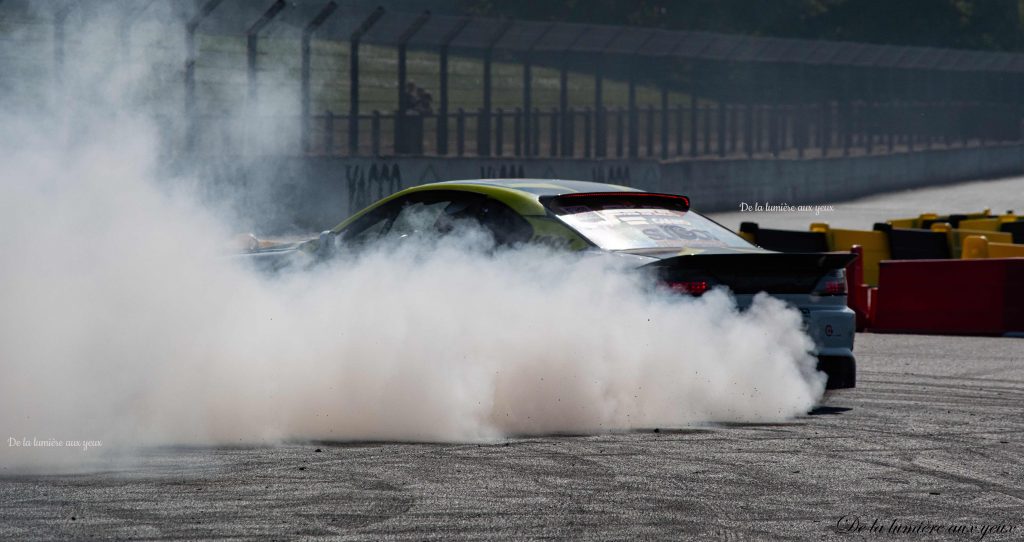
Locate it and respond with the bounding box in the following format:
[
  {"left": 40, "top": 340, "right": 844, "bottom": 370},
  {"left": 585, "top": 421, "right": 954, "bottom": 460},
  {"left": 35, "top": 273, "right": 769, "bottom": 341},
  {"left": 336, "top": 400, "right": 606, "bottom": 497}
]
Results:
[
  {"left": 707, "top": 175, "right": 1024, "bottom": 231},
  {"left": 3, "top": 177, "right": 1024, "bottom": 540},
  {"left": 2, "top": 334, "right": 1022, "bottom": 540}
]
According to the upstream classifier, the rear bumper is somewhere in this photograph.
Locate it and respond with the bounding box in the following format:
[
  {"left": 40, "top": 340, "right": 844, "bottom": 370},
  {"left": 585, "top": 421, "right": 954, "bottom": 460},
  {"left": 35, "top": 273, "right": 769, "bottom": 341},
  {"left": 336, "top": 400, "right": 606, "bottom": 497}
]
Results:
[
  {"left": 801, "top": 301, "right": 856, "bottom": 389},
  {"left": 817, "top": 355, "right": 856, "bottom": 389},
  {"left": 731, "top": 293, "right": 858, "bottom": 389}
]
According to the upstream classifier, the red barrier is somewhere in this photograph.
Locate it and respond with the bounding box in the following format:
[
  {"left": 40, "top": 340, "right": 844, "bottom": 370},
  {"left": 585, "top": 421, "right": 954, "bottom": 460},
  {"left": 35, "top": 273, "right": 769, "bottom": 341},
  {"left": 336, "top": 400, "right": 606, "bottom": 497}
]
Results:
[
  {"left": 869, "top": 258, "right": 1024, "bottom": 335},
  {"left": 846, "top": 246, "right": 871, "bottom": 331}
]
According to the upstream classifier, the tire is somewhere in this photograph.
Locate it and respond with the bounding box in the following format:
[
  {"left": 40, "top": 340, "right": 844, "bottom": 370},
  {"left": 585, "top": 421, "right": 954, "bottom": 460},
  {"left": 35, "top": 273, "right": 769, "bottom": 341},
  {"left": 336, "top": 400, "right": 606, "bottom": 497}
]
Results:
[{"left": 817, "top": 355, "right": 856, "bottom": 389}]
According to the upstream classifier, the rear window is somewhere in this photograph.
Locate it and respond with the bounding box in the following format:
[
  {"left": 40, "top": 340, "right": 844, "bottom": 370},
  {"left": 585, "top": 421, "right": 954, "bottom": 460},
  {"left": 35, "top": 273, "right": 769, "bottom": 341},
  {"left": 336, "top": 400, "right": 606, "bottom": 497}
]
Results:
[{"left": 543, "top": 193, "right": 753, "bottom": 251}]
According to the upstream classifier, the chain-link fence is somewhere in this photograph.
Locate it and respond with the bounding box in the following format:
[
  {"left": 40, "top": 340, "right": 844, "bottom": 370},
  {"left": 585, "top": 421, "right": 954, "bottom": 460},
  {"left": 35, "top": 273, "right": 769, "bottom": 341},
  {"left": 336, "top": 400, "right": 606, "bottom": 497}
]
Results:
[{"left": 3, "top": 0, "right": 1023, "bottom": 159}]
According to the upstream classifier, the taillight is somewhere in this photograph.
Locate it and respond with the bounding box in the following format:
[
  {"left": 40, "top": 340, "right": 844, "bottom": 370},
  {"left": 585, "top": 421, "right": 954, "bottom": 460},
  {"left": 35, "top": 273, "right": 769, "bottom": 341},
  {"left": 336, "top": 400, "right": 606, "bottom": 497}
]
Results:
[
  {"left": 813, "top": 269, "right": 847, "bottom": 296},
  {"left": 663, "top": 280, "right": 710, "bottom": 296}
]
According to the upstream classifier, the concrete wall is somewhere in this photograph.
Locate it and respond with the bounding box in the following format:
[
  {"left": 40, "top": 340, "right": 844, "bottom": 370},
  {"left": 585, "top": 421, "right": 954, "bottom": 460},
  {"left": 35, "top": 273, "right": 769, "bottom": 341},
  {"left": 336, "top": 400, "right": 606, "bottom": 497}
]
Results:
[{"left": 200, "top": 144, "right": 1024, "bottom": 232}]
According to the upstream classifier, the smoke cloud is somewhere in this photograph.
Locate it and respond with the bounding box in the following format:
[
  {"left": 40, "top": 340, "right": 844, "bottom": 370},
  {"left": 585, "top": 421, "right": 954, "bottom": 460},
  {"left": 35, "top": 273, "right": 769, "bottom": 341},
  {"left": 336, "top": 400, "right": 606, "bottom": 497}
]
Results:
[{"left": 0, "top": 3, "right": 825, "bottom": 471}]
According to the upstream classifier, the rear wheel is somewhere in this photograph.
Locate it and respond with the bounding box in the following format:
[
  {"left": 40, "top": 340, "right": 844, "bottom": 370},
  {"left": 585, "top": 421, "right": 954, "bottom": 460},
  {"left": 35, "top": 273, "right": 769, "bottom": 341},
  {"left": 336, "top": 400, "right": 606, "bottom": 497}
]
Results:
[{"left": 817, "top": 355, "right": 856, "bottom": 389}]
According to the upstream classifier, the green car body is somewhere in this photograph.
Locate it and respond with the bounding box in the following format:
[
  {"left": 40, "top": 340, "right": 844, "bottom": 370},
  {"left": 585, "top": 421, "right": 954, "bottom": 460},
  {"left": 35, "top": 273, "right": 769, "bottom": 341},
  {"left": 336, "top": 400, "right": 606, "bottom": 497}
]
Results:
[
  {"left": 248, "top": 178, "right": 857, "bottom": 389},
  {"left": 324, "top": 179, "right": 642, "bottom": 254}
]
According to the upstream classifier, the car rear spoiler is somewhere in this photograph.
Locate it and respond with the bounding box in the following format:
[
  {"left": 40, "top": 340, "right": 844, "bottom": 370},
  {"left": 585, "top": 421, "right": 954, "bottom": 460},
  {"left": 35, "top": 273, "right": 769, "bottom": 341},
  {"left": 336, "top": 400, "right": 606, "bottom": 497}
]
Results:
[
  {"left": 642, "top": 252, "right": 857, "bottom": 295},
  {"left": 642, "top": 252, "right": 856, "bottom": 272},
  {"left": 541, "top": 192, "right": 690, "bottom": 214}
]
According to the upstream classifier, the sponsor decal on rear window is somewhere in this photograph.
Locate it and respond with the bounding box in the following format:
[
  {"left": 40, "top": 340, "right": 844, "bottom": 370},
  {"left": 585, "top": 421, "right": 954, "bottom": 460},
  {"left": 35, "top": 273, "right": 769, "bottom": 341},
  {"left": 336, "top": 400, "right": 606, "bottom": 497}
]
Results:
[{"left": 557, "top": 207, "right": 751, "bottom": 251}]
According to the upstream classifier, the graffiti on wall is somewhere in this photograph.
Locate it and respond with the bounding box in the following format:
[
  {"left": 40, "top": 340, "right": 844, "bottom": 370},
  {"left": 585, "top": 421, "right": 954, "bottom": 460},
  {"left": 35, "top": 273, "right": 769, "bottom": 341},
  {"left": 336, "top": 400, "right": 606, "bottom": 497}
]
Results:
[
  {"left": 590, "top": 164, "right": 631, "bottom": 183},
  {"left": 479, "top": 163, "right": 526, "bottom": 179},
  {"left": 346, "top": 162, "right": 402, "bottom": 213}
]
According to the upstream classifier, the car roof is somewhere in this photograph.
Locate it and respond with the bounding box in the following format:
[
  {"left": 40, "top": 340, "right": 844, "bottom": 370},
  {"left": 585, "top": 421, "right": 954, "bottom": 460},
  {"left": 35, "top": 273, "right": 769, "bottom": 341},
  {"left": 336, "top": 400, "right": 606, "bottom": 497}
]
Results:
[
  {"left": 330, "top": 179, "right": 646, "bottom": 233},
  {"left": 429, "top": 179, "right": 642, "bottom": 197}
]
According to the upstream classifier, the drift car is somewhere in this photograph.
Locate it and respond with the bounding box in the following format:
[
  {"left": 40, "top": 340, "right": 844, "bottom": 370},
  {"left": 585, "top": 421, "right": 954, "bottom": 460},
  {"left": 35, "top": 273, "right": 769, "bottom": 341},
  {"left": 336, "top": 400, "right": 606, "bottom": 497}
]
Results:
[{"left": 247, "top": 179, "right": 856, "bottom": 388}]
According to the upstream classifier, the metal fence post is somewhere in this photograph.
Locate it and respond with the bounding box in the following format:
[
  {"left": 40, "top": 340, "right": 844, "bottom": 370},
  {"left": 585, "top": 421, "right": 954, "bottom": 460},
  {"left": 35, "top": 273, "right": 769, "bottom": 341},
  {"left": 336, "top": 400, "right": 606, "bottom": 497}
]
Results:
[
  {"left": 594, "top": 60, "right": 604, "bottom": 157},
  {"left": 522, "top": 55, "right": 533, "bottom": 156},
  {"left": 923, "top": 101, "right": 933, "bottom": 150},
  {"left": 942, "top": 100, "right": 951, "bottom": 148},
  {"left": 532, "top": 108, "right": 541, "bottom": 156},
  {"left": 301, "top": 2, "right": 338, "bottom": 153},
  {"left": 782, "top": 106, "right": 790, "bottom": 155},
  {"left": 243, "top": 0, "right": 286, "bottom": 155},
  {"left": 796, "top": 105, "right": 805, "bottom": 159},
  {"left": 660, "top": 88, "right": 669, "bottom": 160},
  {"left": 676, "top": 104, "right": 684, "bottom": 157},
  {"left": 371, "top": 110, "right": 381, "bottom": 156},
  {"left": 395, "top": 11, "right": 430, "bottom": 154},
  {"left": 247, "top": 1, "right": 286, "bottom": 105},
  {"left": 840, "top": 101, "right": 850, "bottom": 156},
  {"left": 592, "top": 30, "right": 624, "bottom": 158},
  {"left": 184, "top": 0, "right": 223, "bottom": 154},
  {"left": 559, "top": 59, "right": 570, "bottom": 157},
  {"left": 437, "top": 16, "right": 470, "bottom": 156},
  {"left": 961, "top": 101, "right": 969, "bottom": 147},
  {"left": 729, "top": 104, "right": 738, "bottom": 154},
  {"left": 864, "top": 102, "right": 873, "bottom": 155},
  {"left": 815, "top": 100, "right": 823, "bottom": 155},
  {"left": 887, "top": 102, "right": 895, "bottom": 153},
  {"left": 522, "top": 24, "right": 554, "bottom": 159},
  {"left": 646, "top": 104, "right": 655, "bottom": 158},
  {"left": 628, "top": 66, "right": 638, "bottom": 158},
  {"left": 755, "top": 106, "right": 763, "bottom": 153},
  {"left": 703, "top": 106, "right": 712, "bottom": 156},
  {"left": 479, "top": 18, "right": 513, "bottom": 157},
  {"left": 616, "top": 107, "right": 625, "bottom": 158},
  {"left": 556, "top": 28, "right": 588, "bottom": 158},
  {"left": 909, "top": 101, "right": 917, "bottom": 150},
  {"left": 456, "top": 107, "right": 465, "bottom": 156},
  {"left": 478, "top": 108, "right": 486, "bottom": 154},
  {"left": 687, "top": 93, "right": 697, "bottom": 158},
  {"left": 549, "top": 107, "right": 558, "bottom": 157},
  {"left": 624, "top": 33, "right": 657, "bottom": 159},
  {"left": 514, "top": 107, "right": 522, "bottom": 156},
  {"left": 324, "top": 110, "right": 334, "bottom": 154},
  {"left": 348, "top": 7, "right": 385, "bottom": 156},
  {"left": 769, "top": 104, "right": 779, "bottom": 157},
  {"left": 495, "top": 108, "right": 504, "bottom": 156},
  {"left": 566, "top": 108, "right": 576, "bottom": 156},
  {"left": 744, "top": 101, "right": 753, "bottom": 158},
  {"left": 717, "top": 100, "right": 726, "bottom": 157},
  {"left": 584, "top": 107, "right": 592, "bottom": 158}
]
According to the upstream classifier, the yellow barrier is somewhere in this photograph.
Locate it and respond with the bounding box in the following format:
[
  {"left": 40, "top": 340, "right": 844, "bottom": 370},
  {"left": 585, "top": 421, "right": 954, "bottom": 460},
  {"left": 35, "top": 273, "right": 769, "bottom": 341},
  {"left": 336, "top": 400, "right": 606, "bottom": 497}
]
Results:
[
  {"left": 957, "top": 218, "right": 1001, "bottom": 231},
  {"left": 886, "top": 209, "right": 992, "bottom": 229},
  {"left": 962, "top": 235, "right": 1024, "bottom": 259},
  {"left": 886, "top": 217, "right": 919, "bottom": 228},
  {"left": 810, "top": 223, "right": 890, "bottom": 286},
  {"left": 930, "top": 223, "right": 1014, "bottom": 258}
]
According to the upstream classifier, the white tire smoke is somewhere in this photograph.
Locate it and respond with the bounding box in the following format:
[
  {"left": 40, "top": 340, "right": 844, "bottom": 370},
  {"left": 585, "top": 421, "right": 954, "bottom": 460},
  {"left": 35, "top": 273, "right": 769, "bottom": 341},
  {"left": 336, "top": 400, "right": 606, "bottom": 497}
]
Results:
[{"left": 0, "top": 5, "right": 825, "bottom": 470}]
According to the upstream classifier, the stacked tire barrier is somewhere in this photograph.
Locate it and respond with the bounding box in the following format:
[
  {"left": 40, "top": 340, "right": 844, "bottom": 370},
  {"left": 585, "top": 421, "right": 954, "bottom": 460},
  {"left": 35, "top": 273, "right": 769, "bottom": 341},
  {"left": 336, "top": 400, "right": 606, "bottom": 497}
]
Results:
[{"left": 741, "top": 210, "right": 1024, "bottom": 336}]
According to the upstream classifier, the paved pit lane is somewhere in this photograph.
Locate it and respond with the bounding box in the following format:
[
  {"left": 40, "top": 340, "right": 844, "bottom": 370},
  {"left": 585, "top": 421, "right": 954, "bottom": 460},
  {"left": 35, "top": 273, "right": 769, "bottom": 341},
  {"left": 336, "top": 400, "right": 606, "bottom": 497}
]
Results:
[
  {"left": 2, "top": 332, "right": 1021, "bottom": 540},
  {"left": 708, "top": 175, "right": 1024, "bottom": 231}
]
